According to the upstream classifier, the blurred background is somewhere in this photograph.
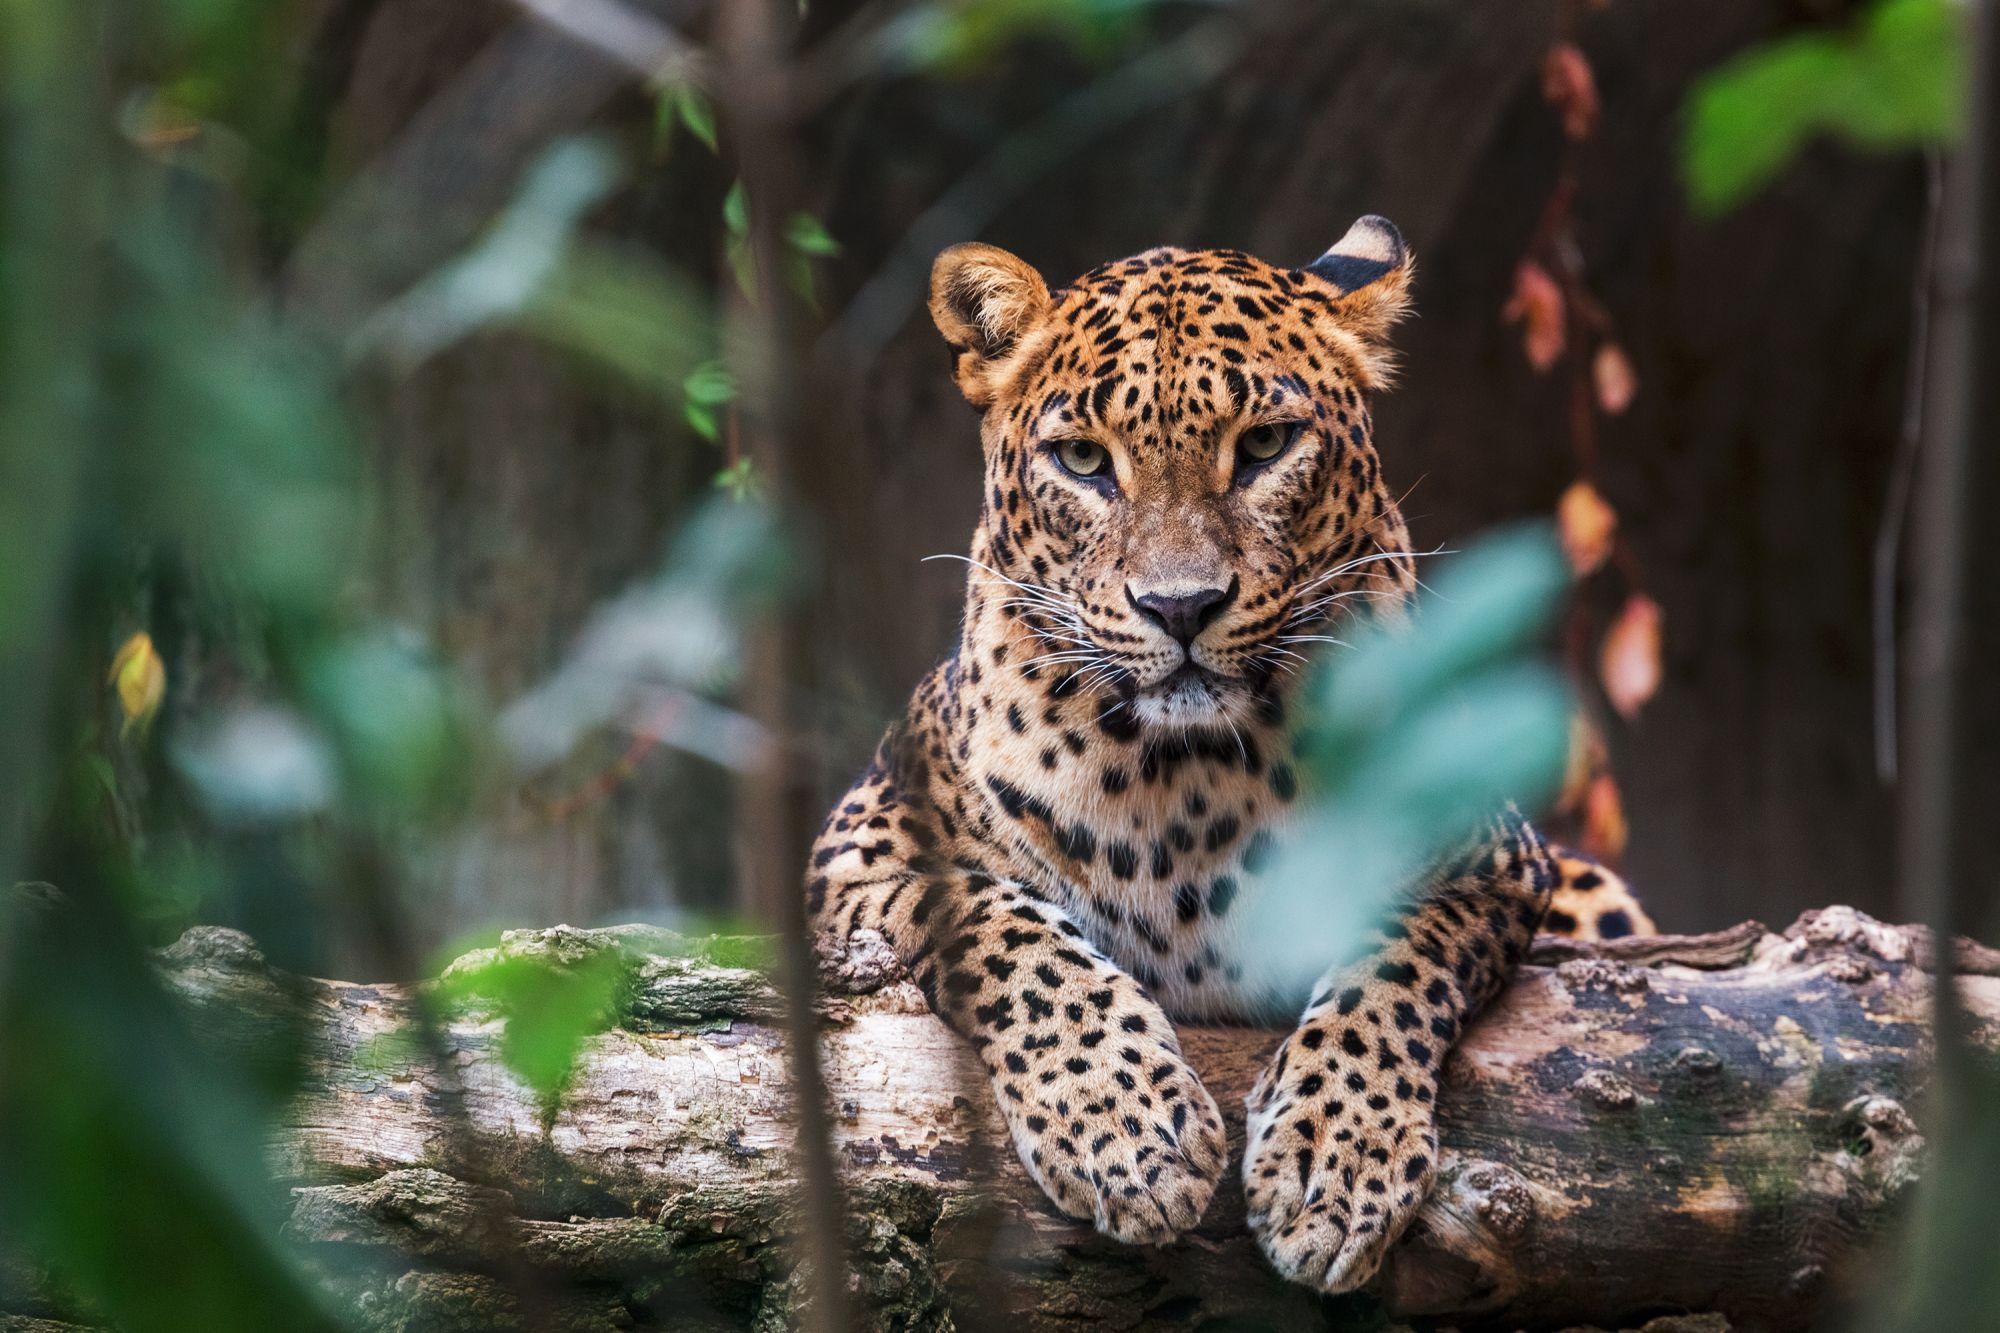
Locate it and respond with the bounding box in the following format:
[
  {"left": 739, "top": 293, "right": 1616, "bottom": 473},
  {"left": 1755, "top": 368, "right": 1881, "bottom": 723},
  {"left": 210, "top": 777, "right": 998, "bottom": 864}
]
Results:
[
  {"left": 1, "top": 0, "right": 1990, "bottom": 1327},
  {"left": 40, "top": 0, "right": 1945, "bottom": 966}
]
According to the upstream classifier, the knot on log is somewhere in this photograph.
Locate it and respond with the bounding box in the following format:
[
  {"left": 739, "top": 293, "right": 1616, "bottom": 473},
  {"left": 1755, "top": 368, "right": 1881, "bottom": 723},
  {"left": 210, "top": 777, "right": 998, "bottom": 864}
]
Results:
[
  {"left": 1458, "top": 1161, "right": 1539, "bottom": 1241},
  {"left": 1773, "top": 906, "right": 2000, "bottom": 976},
  {"left": 1669, "top": 1045, "right": 1724, "bottom": 1079},
  {"left": 1380, "top": 1159, "right": 1542, "bottom": 1315},
  {"left": 157, "top": 924, "right": 270, "bottom": 974},
  {"left": 1821, "top": 954, "right": 1879, "bottom": 984},
  {"left": 1555, "top": 957, "right": 1649, "bottom": 995},
  {"left": 285, "top": 1169, "right": 517, "bottom": 1262},
  {"left": 1837, "top": 1096, "right": 1926, "bottom": 1198},
  {"left": 815, "top": 927, "right": 904, "bottom": 995},
  {"left": 1779, "top": 907, "right": 1926, "bottom": 970},
  {"left": 1850, "top": 1095, "right": 1917, "bottom": 1142},
  {"left": 1574, "top": 1069, "right": 1639, "bottom": 1110}
]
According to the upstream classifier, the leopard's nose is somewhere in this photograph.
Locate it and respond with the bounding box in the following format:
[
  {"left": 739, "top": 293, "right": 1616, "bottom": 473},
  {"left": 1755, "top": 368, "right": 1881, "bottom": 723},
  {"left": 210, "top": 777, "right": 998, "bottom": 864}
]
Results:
[{"left": 1128, "top": 578, "right": 1238, "bottom": 648}]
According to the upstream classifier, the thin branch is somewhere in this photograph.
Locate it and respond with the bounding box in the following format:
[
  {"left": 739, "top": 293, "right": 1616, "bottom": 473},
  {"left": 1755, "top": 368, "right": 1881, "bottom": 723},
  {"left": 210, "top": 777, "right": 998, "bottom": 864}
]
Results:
[
  {"left": 1871, "top": 148, "right": 1947, "bottom": 785},
  {"left": 716, "top": 2, "right": 854, "bottom": 1328},
  {"left": 509, "top": 0, "right": 707, "bottom": 89}
]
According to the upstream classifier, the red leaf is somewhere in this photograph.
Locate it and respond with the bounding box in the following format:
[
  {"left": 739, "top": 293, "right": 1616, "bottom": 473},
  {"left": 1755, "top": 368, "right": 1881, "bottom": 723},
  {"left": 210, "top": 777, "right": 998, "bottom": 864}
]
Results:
[
  {"left": 1557, "top": 480, "right": 1618, "bottom": 576},
  {"left": 1600, "top": 594, "right": 1664, "bottom": 719},
  {"left": 1581, "top": 773, "right": 1629, "bottom": 861},
  {"left": 1594, "top": 342, "right": 1638, "bottom": 415},
  {"left": 1502, "top": 260, "right": 1566, "bottom": 372},
  {"left": 1542, "top": 43, "right": 1600, "bottom": 141},
  {"left": 1556, "top": 712, "right": 1608, "bottom": 817}
]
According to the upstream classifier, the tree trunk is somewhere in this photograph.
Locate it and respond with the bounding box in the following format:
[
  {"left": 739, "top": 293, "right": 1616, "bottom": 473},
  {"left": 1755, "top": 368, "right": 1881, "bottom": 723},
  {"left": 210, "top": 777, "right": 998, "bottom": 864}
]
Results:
[{"left": 25, "top": 910, "right": 1982, "bottom": 1332}]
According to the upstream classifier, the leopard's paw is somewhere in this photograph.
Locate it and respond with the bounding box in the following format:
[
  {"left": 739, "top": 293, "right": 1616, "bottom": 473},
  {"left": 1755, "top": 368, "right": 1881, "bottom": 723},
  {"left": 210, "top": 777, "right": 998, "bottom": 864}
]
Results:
[
  {"left": 996, "top": 1028, "right": 1226, "bottom": 1246},
  {"left": 1242, "top": 1029, "right": 1438, "bottom": 1292}
]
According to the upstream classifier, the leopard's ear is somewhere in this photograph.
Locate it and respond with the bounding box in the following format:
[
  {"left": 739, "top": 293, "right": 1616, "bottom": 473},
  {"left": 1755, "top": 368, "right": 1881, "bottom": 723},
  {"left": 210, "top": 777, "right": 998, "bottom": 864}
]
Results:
[
  {"left": 1304, "top": 216, "right": 1413, "bottom": 375},
  {"left": 930, "top": 242, "right": 1052, "bottom": 409}
]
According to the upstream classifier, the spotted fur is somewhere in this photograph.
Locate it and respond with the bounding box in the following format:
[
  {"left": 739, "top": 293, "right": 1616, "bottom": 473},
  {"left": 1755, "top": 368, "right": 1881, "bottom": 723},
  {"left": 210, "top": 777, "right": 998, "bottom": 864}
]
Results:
[
  {"left": 807, "top": 217, "right": 1637, "bottom": 1292},
  {"left": 1544, "top": 849, "right": 1655, "bottom": 941}
]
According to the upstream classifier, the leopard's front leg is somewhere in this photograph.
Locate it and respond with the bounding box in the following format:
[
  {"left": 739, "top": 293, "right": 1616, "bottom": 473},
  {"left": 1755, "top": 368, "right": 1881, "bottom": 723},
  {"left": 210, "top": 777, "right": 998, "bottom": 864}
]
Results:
[
  {"left": 812, "top": 799, "right": 1226, "bottom": 1242},
  {"left": 937, "top": 882, "right": 1228, "bottom": 1241},
  {"left": 1242, "top": 814, "right": 1553, "bottom": 1293}
]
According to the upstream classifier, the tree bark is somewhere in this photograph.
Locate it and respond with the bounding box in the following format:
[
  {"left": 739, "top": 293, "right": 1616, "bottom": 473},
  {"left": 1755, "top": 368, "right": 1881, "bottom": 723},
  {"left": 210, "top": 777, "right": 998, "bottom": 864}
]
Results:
[{"left": 16, "top": 910, "right": 1975, "bottom": 1332}]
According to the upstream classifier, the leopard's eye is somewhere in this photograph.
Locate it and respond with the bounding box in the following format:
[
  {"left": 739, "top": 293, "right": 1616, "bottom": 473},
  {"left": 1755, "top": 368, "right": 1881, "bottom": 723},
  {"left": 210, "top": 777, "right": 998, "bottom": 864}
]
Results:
[
  {"left": 1238, "top": 422, "right": 1301, "bottom": 468},
  {"left": 1051, "top": 439, "right": 1111, "bottom": 479}
]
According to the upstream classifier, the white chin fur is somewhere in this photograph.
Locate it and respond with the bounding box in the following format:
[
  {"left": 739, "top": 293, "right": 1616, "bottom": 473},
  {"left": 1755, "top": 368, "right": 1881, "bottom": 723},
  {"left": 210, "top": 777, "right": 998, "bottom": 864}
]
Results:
[{"left": 1129, "top": 671, "right": 1248, "bottom": 729}]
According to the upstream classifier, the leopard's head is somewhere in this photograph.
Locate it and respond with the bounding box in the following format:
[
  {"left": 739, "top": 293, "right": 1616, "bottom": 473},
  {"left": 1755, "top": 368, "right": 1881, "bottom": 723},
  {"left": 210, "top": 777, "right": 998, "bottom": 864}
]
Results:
[{"left": 930, "top": 218, "right": 1418, "bottom": 730}]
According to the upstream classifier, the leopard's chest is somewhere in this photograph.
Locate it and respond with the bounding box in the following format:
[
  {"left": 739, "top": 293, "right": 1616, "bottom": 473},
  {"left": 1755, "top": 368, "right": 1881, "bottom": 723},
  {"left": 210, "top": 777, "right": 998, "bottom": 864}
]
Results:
[{"left": 969, "top": 735, "right": 1294, "bottom": 1021}]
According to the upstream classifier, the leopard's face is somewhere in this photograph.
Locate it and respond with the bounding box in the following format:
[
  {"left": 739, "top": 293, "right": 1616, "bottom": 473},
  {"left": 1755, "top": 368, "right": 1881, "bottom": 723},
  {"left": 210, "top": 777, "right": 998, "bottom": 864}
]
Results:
[{"left": 931, "top": 220, "right": 1417, "bottom": 730}]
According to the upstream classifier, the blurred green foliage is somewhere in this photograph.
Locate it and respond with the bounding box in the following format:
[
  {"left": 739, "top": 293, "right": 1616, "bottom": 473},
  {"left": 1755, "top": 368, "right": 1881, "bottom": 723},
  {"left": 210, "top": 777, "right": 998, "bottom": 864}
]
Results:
[
  {"left": 3, "top": 925, "right": 345, "bottom": 1332},
  {"left": 1243, "top": 527, "right": 1571, "bottom": 1008},
  {"left": 438, "top": 946, "right": 637, "bottom": 1111},
  {"left": 0, "top": 0, "right": 774, "bottom": 1321},
  {"left": 419, "top": 926, "right": 776, "bottom": 1115},
  {"left": 684, "top": 360, "right": 739, "bottom": 443},
  {"left": 888, "top": 0, "right": 1179, "bottom": 72},
  {"left": 0, "top": 0, "right": 407, "bottom": 1314},
  {"left": 1682, "top": 0, "right": 1963, "bottom": 215}
]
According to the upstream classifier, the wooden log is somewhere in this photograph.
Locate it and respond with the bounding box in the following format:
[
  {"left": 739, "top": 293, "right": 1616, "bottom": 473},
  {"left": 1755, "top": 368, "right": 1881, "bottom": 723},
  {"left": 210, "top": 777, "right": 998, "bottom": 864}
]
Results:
[{"left": 137, "top": 910, "right": 2000, "bottom": 1332}]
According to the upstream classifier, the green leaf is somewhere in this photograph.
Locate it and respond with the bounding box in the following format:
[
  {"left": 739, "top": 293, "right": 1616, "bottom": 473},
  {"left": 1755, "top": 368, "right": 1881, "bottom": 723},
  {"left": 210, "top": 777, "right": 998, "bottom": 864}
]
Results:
[
  {"left": 722, "top": 179, "right": 749, "bottom": 237},
  {"left": 673, "top": 85, "right": 719, "bottom": 153},
  {"left": 786, "top": 248, "right": 819, "bottom": 308},
  {"left": 1682, "top": 0, "right": 1964, "bottom": 216},
  {"left": 1235, "top": 525, "right": 1573, "bottom": 1011},
  {"left": 2, "top": 912, "right": 345, "bottom": 1333},
  {"left": 714, "top": 456, "right": 761, "bottom": 502},
  {"left": 682, "top": 360, "right": 734, "bottom": 444},
  {"left": 438, "top": 947, "right": 634, "bottom": 1106},
  {"left": 726, "top": 232, "right": 758, "bottom": 301},
  {"left": 784, "top": 211, "right": 841, "bottom": 257},
  {"left": 683, "top": 359, "right": 735, "bottom": 406},
  {"left": 1297, "top": 527, "right": 1567, "bottom": 777}
]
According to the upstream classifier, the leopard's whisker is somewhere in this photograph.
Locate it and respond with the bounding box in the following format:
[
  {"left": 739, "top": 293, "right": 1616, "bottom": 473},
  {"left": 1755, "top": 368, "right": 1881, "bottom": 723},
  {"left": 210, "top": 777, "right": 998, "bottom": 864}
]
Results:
[
  {"left": 1028, "top": 630, "right": 1103, "bottom": 652},
  {"left": 925, "top": 553, "right": 1066, "bottom": 600},
  {"left": 1291, "top": 550, "right": 1415, "bottom": 596},
  {"left": 1284, "top": 588, "right": 1394, "bottom": 625},
  {"left": 1221, "top": 713, "right": 1250, "bottom": 768},
  {"left": 1074, "top": 665, "right": 1125, "bottom": 695}
]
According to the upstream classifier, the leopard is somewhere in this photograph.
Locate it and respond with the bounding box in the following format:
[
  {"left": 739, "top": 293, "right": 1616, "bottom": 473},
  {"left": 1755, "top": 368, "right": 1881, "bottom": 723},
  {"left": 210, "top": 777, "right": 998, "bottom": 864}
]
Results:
[
  {"left": 806, "top": 215, "right": 1653, "bottom": 1295},
  {"left": 1546, "top": 851, "right": 1654, "bottom": 941}
]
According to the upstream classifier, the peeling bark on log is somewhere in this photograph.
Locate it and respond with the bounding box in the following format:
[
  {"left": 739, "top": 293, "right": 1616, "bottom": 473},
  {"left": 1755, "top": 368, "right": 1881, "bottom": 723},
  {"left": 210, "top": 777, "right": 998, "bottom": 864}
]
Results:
[{"left": 92, "top": 911, "right": 2000, "bottom": 1332}]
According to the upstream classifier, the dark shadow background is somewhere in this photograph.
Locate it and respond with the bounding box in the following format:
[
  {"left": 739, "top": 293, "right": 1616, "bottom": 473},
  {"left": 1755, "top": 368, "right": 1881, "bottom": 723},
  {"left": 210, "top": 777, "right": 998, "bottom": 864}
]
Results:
[{"left": 309, "top": 0, "right": 1931, "bottom": 946}]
